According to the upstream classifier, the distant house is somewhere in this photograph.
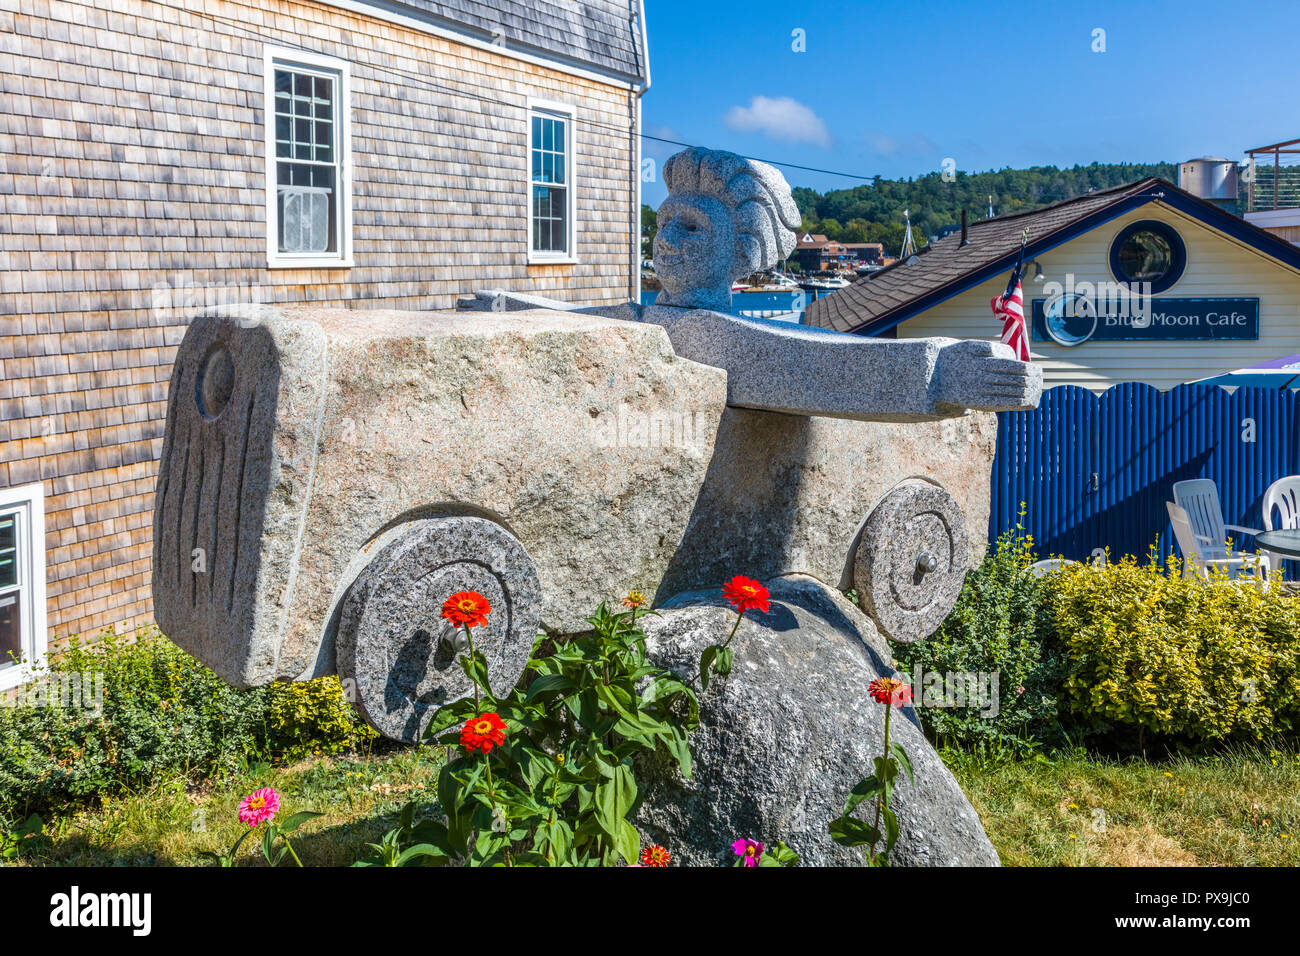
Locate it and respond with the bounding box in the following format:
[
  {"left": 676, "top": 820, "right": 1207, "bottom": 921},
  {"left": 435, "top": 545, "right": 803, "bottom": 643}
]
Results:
[
  {"left": 0, "top": 0, "right": 649, "bottom": 690},
  {"left": 792, "top": 233, "right": 884, "bottom": 271},
  {"left": 804, "top": 178, "right": 1300, "bottom": 392}
]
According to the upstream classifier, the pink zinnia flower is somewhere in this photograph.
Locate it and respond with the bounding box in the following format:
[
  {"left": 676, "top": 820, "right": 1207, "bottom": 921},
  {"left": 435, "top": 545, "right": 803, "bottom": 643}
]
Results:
[
  {"left": 238, "top": 787, "right": 281, "bottom": 828},
  {"left": 732, "top": 837, "right": 764, "bottom": 867}
]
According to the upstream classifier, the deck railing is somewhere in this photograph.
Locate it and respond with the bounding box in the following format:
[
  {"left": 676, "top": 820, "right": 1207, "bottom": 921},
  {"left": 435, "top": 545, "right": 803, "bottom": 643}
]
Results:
[{"left": 1246, "top": 138, "right": 1300, "bottom": 212}]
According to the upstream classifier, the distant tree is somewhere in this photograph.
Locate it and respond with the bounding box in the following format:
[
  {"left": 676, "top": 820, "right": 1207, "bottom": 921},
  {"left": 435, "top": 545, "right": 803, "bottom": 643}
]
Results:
[
  {"left": 790, "top": 161, "right": 1178, "bottom": 253},
  {"left": 640, "top": 204, "right": 656, "bottom": 260}
]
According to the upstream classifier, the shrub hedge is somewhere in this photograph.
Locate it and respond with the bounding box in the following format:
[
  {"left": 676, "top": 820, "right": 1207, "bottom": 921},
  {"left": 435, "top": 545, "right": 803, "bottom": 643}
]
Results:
[
  {"left": 0, "top": 628, "right": 377, "bottom": 818},
  {"left": 893, "top": 526, "right": 1300, "bottom": 754}
]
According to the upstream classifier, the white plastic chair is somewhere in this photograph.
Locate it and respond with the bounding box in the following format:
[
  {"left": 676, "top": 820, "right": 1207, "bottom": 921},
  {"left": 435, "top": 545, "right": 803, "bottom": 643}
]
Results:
[
  {"left": 1173, "top": 479, "right": 1270, "bottom": 558},
  {"left": 1166, "top": 501, "right": 1268, "bottom": 581},
  {"left": 1025, "top": 558, "right": 1080, "bottom": 576},
  {"left": 1261, "top": 475, "right": 1300, "bottom": 571}
]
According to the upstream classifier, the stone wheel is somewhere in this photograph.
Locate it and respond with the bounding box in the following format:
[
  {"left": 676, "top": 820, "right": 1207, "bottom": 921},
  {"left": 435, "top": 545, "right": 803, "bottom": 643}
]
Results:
[
  {"left": 853, "top": 483, "right": 968, "bottom": 643},
  {"left": 337, "top": 516, "right": 542, "bottom": 742}
]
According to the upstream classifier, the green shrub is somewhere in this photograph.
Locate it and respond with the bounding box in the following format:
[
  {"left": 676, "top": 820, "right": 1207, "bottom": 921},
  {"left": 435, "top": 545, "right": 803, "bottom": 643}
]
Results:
[
  {"left": 0, "top": 627, "right": 376, "bottom": 818},
  {"left": 892, "top": 523, "right": 1074, "bottom": 755},
  {"left": 264, "top": 677, "right": 378, "bottom": 761},
  {"left": 1052, "top": 554, "right": 1300, "bottom": 743},
  {"left": 895, "top": 516, "right": 1300, "bottom": 754}
]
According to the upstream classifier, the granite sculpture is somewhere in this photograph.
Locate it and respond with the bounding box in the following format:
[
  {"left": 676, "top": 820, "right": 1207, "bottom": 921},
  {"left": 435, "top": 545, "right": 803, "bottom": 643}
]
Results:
[
  {"left": 635, "top": 576, "right": 1000, "bottom": 866},
  {"left": 152, "top": 150, "right": 1037, "bottom": 774},
  {"left": 459, "top": 147, "right": 1041, "bottom": 423}
]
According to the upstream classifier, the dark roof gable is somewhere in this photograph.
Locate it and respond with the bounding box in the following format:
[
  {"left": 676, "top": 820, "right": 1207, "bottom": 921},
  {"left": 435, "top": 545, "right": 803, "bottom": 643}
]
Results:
[
  {"left": 804, "top": 177, "right": 1300, "bottom": 335},
  {"left": 390, "top": 0, "right": 645, "bottom": 82}
]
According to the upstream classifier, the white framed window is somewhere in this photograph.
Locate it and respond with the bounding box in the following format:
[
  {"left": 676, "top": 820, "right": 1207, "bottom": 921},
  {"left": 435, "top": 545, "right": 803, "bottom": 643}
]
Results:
[
  {"left": 527, "top": 99, "right": 577, "bottom": 263},
  {"left": 0, "top": 483, "right": 47, "bottom": 692},
  {"left": 264, "top": 46, "right": 353, "bottom": 269}
]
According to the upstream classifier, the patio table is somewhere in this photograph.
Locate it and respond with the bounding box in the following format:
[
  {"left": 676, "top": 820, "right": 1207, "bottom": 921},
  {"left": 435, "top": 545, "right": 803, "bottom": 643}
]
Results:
[{"left": 1256, "top": 529, "right": 1300, "bottom": 560}]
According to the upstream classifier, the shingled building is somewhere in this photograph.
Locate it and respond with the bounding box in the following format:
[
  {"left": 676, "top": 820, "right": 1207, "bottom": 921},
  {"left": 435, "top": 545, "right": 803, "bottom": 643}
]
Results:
[{"left": 0, "top": 0, "right": 649, "bottom": 689}]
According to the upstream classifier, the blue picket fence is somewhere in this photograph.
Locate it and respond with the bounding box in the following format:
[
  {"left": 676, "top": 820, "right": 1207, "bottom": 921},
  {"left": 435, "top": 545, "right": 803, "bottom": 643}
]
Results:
[{"left": 991, "top": 383, "right": 1300, "bottom": 564}]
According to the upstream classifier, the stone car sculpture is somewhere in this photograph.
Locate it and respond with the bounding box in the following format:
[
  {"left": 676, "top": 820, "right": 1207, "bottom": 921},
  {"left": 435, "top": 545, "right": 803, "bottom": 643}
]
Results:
[{"left": 152, "top": 148, "right": 1041, "bottom": 742}]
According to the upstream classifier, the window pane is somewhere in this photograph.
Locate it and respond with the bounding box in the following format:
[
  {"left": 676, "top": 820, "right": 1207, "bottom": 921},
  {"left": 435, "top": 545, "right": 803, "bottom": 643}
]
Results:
[
  {"left": 275, "top": 70, "right": 292, "bottom": 94},
  {"left": 294, "top": 73, "right": 312, "bottom": 97},
  {"left": 530, "top": 112, "right": 570, "bottom": 254},
  {"left": 0, "top": 514, "right": 16, "bottom": 588},
  {"left": 0, "top": 592, "right": 20, "bottom": 668},
  {"left": 1117, "top": 231, "right": 1173, "bottom": 283},
  {"left": 278, "top": 166, "right": 336, "bottom": 254}
]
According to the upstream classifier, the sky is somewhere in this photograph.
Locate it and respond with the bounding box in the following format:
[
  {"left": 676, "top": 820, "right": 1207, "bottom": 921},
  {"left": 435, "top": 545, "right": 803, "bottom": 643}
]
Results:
[{"left": 639, "top": 0, "right": 1300, "bottom": 204}]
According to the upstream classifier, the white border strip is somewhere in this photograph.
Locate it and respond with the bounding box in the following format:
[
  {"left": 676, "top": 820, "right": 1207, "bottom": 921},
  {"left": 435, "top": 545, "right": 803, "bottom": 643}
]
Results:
[{"left": 0, "top": 481, "right": 48, "bottom": 692}]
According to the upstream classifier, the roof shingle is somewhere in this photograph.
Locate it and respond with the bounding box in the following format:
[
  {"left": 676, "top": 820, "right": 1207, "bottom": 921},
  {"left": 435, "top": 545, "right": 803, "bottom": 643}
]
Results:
[{"left": 803, "top": 179, "right": 1163, "bottom": 333}]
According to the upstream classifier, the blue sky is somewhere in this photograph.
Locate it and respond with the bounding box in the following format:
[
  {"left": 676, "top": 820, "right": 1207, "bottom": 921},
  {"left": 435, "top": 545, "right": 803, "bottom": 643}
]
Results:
[{"left": 640, "top": 0, "right": 1300, "bottom": 203}]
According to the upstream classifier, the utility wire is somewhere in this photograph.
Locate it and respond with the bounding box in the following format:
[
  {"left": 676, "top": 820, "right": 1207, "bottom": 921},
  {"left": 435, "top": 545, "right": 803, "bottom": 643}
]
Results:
[
  {"left": 195, "top": 9, "right": 878, "bottom": 186},
  {"left": 639, "top": 133, "right": 875, "bottom": 182}
]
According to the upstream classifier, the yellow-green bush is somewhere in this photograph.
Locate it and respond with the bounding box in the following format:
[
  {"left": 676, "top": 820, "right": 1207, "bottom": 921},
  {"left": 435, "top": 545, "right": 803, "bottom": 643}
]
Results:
[
  {"left": 1051, "top": 556, "right": 1300, "bottom": 742},
  {"left": 264, "top": 676, "right": 378, "bottom": 760}
]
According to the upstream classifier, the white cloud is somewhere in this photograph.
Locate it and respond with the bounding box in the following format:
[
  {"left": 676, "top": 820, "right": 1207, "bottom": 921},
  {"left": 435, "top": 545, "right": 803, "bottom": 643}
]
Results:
[{"left": 723, "top": 96, "right": 831, "bottom": 148}]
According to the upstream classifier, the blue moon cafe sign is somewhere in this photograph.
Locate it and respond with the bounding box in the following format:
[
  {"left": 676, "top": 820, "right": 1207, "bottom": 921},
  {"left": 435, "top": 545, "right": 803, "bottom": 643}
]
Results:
[{"left": 1031, "top": 294, "right": 1260, "bottom": 347}]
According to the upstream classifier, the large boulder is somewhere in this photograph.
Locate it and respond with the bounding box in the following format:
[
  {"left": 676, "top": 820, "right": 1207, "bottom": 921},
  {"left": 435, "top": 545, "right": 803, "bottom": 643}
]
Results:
[{"left": 635, "top": 575, "right": 999, "bottom": 866}]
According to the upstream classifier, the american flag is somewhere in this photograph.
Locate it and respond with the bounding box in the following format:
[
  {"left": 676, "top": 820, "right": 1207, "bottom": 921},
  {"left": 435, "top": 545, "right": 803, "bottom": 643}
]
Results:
[{"left": 991, "top": 270, "right": 1030, "bottom": 362}]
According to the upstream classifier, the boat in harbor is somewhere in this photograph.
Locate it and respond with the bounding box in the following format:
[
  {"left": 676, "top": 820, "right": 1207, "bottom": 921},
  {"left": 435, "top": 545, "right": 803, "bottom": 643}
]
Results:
[{"left": 798, "top": 273, "right": 852, "bottom": 292}]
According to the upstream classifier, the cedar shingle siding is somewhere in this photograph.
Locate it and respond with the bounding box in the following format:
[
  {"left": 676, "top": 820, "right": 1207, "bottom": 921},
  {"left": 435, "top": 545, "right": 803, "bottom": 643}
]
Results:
[{"left": 0, "top": 0, "right": 642, "bottom": 646}]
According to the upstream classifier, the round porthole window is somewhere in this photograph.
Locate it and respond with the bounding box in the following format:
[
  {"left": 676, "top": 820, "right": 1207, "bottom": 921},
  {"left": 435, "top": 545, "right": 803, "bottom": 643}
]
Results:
[
  {"left": 1042, "top": 292, "right": 1098, "bottom": 347},
  {"left": 1108, "top": 219, "right": 1186, "bottom": 294}
]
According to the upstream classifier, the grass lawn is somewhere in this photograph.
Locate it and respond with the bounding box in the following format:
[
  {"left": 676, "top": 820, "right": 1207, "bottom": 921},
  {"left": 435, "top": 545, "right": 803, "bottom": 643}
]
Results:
[
  {"left": 6, "top": 743, "right": 450, "bottom": 867},
  {"left": 951, "top": 746, "right": 1300, "bottom": 866},
  {"left": 7, "top": 745, "right": 1299, "bottom": 866}
]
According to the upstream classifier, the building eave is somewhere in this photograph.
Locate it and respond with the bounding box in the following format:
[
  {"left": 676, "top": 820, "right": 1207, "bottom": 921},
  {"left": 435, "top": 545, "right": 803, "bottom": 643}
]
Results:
[{"left": 842, "top": 180, "right": 1300, "bottom": 336}]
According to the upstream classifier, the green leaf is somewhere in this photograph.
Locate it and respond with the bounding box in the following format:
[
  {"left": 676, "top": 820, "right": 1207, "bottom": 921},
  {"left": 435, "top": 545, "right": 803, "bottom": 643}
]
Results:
[
  {"left": 890, "top": 741, "right": 914, "bottom": 783},
  {"left": 395, "top": 843, "right": 449, "bottom": 866},
  {"left": 715, "top": 646, "right": 734, "bottom": 676},
  {"left": 614, "top": 818, "right": 641, "bottom": 865},
  {"left": 699, "top": 646, "right": 718, "bottom": 690},
  {"left": 276, "top": 810, "right": 324, "bottom": 834},
  {"left": 594, "top": 763, "right": 638, "bottom": 840},
  {"left": 841, "top": 774, "right": 883, "bottom": 817},
  {"left": 526, "top": 674, "right": 576, "bottom": 700},
  {"left": 881, "top": 805, "right": 901, "bottom": 860},
  {"left": 827, "top": 815, "right": 881, "bottom": 849}
]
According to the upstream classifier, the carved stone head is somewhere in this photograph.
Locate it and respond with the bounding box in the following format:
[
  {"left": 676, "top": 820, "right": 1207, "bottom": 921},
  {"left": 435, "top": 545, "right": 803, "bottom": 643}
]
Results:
[{"left": 654, "top": 148, "right": 801, "bottom": 311}]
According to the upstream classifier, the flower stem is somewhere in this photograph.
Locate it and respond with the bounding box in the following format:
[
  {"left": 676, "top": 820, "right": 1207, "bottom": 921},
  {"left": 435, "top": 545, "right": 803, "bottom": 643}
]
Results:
[
  {"left": 723, "top": 609, "right": 744, "bottom": 648},
  {"left": 871, "top": 704, "right": 892, "bottom": 864},
  {"left": 465, "top": 624, "right": 480, "bottom": 709},
  {"left": 284, "top": 836, "right": 304, "bottom": 868}
]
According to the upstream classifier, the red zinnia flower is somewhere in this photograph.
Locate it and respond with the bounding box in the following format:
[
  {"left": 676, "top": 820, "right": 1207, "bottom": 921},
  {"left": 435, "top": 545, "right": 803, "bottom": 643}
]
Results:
[
  {"left": 640, "top": 844, "right": 671, "bottom": 867},
  {"left": 621, "top": 590, "right": 649, "bottom": 610},
  {"left": 722, "top": 576, "right": 770, "bottom": 614},
  {"left": 460, "top": 712, "right": 507, "bottom": 753},
  {"left": 868, "top": 676, "right": 913, "bottom": 708},
  {"left": 442, "top": 590, "right": 491, "bottom": 629}
]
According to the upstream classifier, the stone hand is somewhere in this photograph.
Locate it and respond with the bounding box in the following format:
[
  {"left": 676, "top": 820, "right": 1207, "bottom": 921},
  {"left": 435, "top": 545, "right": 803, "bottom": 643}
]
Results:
[{"left": 931, "top": 340, "right": 1043, "bottom": 413}]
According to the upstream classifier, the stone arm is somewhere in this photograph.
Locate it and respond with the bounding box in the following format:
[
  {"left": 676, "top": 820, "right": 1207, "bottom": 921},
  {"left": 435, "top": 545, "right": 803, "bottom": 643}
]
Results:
[{"left": 457, "top": 290, "right": 1041, "bottom": 422}]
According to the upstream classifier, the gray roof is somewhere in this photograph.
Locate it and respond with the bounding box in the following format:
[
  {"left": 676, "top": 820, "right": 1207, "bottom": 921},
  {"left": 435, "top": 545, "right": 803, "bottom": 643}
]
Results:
[
  {"left": 804, "top": 179, "right": 1163, "bottom": 334},
  {"left": 391, "top": 0, "right": 646, "bottom": 82}
]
